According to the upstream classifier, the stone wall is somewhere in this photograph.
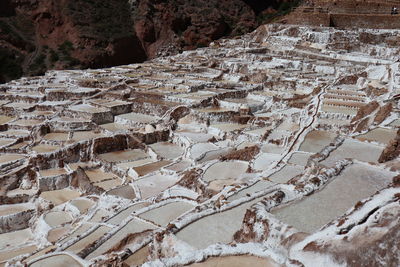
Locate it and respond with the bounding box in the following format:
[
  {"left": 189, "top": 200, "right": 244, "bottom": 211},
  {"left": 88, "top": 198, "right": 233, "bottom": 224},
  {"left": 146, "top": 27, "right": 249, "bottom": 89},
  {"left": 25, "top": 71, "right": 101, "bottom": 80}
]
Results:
[
  {"left": 331, "top": 14, "right": 400, "bottom": 29},
  {"left": 287, "top": 12, "right": 330, "bottom": 27}
]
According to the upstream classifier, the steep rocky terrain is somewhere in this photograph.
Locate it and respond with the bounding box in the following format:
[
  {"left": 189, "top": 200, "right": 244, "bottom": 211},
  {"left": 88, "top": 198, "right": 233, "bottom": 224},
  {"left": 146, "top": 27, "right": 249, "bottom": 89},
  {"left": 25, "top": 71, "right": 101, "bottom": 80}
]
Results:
[{"left": 0, "top": 0, "right": 298, "bottom": 83}]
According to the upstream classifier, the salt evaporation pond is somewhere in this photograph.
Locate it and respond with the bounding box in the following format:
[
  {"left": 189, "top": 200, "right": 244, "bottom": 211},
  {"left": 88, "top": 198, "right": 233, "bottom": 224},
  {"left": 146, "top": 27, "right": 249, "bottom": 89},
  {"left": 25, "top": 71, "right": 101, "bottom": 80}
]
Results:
[
  {"left": 98, "top": 149, "right": 148, "bottom": 163},
  {"left": 321, "top": 139, "right": 383, "bottom": 167},
  {"left": 272, "top": 163, "right": 394, "bottom": 233},
  {"left": 0, "top": 245, "right": 37, "bottom": 265},
  {"left": 299, "top": 130, "right": 336, "bottom": 153},
  {"left": 0, "top": 228, "right": 33, "bottom": 250},
  {"left": 86, "top": 218, "right": 157, "bottom": 259},
  {"left": 44, "top": 211, "right": 72, "bottom": 228},
  {"left": 65, "top": 225, "right": 111, "bottom": 253},
  {"left": 356, "top": 127, "right": 397, "bottom": 145},
  {"left": 288, "top": 152, "right": 311, "bottom": 166},
  {"left": 188, "top": 255, "right": 281, "bottom": 267},
  {"left": 107, "top": 202, "right": 149, "bottom": 225},
  {"left": 176, "top": 197, "right": 263, "bottom": 249},
  {"left": 139, "top": 201, "right": 195, "bottom": 226},
  {"left": 40, "top": 188, "right": 80, "bottom": 206},
  {"left": 203, "top": 161, "right": 248, "bottom": 182},
  {"left": 29, "top": 254, "right": 83, "bottom": 267},
  {"left": 253, "top": 153, "right": 281, "bottom": 171},
  {"left": 268, "top": 165, "right": 304, "bottom": 183},
  {"left": 133, "top": 173, "right": 179, "bottom": 199},
  {"left": 149, "top": 142, "right": 184, "bottom": 159},
  {"left": 227, "top": 180, "right": 273, "bottom": 201}
]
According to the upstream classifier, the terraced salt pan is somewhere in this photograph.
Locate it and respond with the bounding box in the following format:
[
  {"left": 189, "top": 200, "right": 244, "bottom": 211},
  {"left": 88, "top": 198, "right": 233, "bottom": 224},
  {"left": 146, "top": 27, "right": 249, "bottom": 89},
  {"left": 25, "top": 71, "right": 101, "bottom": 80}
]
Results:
[
  {"left": 203, "top": 161, "right": 248, "bottom": 182},
  {"left": 8, "top": 141, "right": 29, "bottom": 149},
  {"left": 0, "top": 138, "right": 15, "bottom": 147},
  {"left": 175, "top": 131, "right": 214, "bottom": 143},
  {"left": 0, "top": 203, "right": 33, "bottom": 216},
  {"left": 89, "top": 99, "right": 132, "bottom": 112},
  {"left": 321, "top": 105, "right": 358, "bottom": 115},
  {"left": 100, "top": 122, "right": 132, "bottom": 133},
  {"left": 198, "top": 146, "right": 235, "bottom": 164},
  {"left": 165, "top": 160, "right": 192, "bottom": 172},
  {"left": 107, "top": 202, "right": 149, "bottom": 225},
  {"left": 67, "top": 162, "right": 97, "bottom": 171},
  {"left": 69, "top": 104, "right": 109, "bottom": 114},
  {"left": 288, "top": 152, "right": 312, "bottom": 166},
  {"left": 253, "top": 153, "right": 281, "bottom": 171},
  {"left": 4, "top": 102, "right": 36, "bottom": 110},
  {"left": 356, "top": 127, "right": 397, "bottom": 145},
  {"left": 59, "top": 223, "right": 93, "bottom": 245},
  {"left": 9, "top": 119, "right": 43, "bottom": 127},
  {"left": 189, "top": 143, "right": 219, "bottom": 160},
  {"left": 149, "top": 142, "right": 184, "bottom": 159},
  {"left": 107, "top": 185, "right": 136, "bottom": 199},
  {"left": 117, "top": 158, "right": 156, "bottom": 170},
  {"left": 86, "top": 218, "right": 157, "bottom": 259},
  {"left": 47, "top": 226, "right": 70, "bottom": 243},
  {"left": 209, "top": 123, "right": 247, "bottom": 132},
  {"left": 321, "top": 139, "right": 384, "bottom": 167},
  {"left": 23, "top": 245, "right": 56, "bottom": 264},
  {"left": 85, "top": 169, "right": 119, "bottom": 183},
  {"left": 0, "top": 129, "right": 30, "bottom": 138},
  {"left": 39, "top": 168, "right": 67, "bottom": 177},
  {"left": 228, "top": 180, "right": 274, "bottom": 201},
  {"left": 0, "top": 245, "right": 37, "bottom": 265},
  {"left": 244, "top": 126, "right": 270, "bottom": 136},
  {"left": 0, "top": 154, "right": 25, "bottom": 164},
  {"left": 65, "top": 225, "right": 112, "bottom": 254},
  {"left": 272, "top": 163, "right": 394, "bottom": 233},
  {"left": 389, "top": 119, "right": 400, "bottom": 127},
  {"left": 115, "top": 112, "right": 160, "bottom": 125},
  {"left": 40, "top": 188, "right": 80, "bottom": 206},
  {"left": 133, "top": 173, "right": 179, "bottom": 199},
  {"left": 260, "top": 144, "right": 285, "bottom": 154},
  {"left": 221, "top": 98, "right": 265, "bottom": 112},
  {"left": 0, "top": 116, "right": 14, "bottom": 125},
  {"left": 6, "top": 188, "right": 37, "bottom": 197},
  {"left": 44, "top": 211, "right": 72, "bottom": 228},
  {"left": 0, "top": 228, "right": 33, "bottom": 250},
  {"left": 268, "top": 165, "right": 304, "bottom": 183},
  {"left": 29, "top": 254, "right": 83, "bottom": 267},
  {"left": 56, "top": 117, "right": 91, "bottom": 123},
  {"left": 70, "top": 199, "right": 94, "bottom": 214},
  {"left": 138, "top": 201, "right": 195, "bottom": 226},
  {"left": 276, "top": 120, "right": 300, "bottom": 132},
  {"left": 43, "top": 132, "right": 69, "bottom": 142},
  {"left": 132, "top": 160, "right": 172, "bottom": 177},
  {"left": 31, "top": 144, "right": 61, "bottom": 154},
  {"left": 123, "top": 246, "right": 150, "bottom": 266},
  {"left": 98, "top": 149, "right": 148, "bottom": 163},
  {"left": 299, "top": 130, "right": 337, "bottom": 153},
  {"left": 71, "top": 131, "right": 105, "bottom": 142},
  {"left": 176, "top": 197, "right": 263, "bottom": 249},
  {"left": 93, "top": 178, "right": 123, "bottom": 190},
  {"left": 188, "top": 255, "right": 281, "bottom": 267},
  {"left": 89, "top": 209, "right": 111, "bottom": 223}
]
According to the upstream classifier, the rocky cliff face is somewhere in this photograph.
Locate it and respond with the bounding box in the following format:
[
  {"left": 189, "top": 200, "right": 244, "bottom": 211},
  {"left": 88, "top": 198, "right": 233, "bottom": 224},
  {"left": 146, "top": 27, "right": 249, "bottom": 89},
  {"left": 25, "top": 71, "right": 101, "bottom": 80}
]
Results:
[{"left": 0, "top": 0, "right": 297, "bottom": 83}]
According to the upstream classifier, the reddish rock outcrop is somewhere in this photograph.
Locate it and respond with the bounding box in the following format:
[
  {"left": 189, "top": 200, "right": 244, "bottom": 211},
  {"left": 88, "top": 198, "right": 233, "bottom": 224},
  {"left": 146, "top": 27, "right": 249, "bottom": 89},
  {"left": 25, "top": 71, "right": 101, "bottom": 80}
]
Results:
[
  {"left": 378, "top": 129, "right": 400, "bottom": 163},
  {"left": 0, "top": 0, "right": 294, "bottom": 83}
]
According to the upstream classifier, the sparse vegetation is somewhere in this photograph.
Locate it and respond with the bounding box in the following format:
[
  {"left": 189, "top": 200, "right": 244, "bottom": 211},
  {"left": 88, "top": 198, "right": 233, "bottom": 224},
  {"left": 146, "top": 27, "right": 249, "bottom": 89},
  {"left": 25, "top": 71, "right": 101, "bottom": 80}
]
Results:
[
  {"left": 257, "top": 0, "right": 301, "bottom": 24},
  {"left": 0, "top": 48, "right": 23, "bottom": 82},
  {"left": 66, "top": 0, "right": 134, "bottom": 40}
]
